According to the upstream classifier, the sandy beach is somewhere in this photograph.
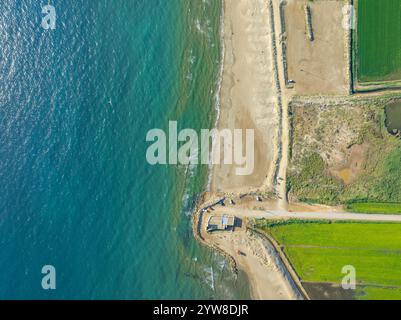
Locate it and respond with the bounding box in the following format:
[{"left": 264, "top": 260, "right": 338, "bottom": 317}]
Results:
[
  {"left": 200, "top": 211, "right": 302, "bottom": 300},
  {"left": 210, "top": 0, "right": 279, "bottom": 194}
]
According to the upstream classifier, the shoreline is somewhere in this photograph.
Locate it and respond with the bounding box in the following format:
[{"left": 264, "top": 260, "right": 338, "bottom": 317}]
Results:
[
  {"left": 206, "top": 0, "right": 225, "bottom": 192},
  {"left": 194, "top": 0, "right": 299, "bottom": 300}
]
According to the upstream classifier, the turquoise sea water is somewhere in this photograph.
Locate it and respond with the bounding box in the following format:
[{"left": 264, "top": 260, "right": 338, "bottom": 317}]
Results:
[{"left": 0, "top": 1, "right": 250, "bottom": 299}]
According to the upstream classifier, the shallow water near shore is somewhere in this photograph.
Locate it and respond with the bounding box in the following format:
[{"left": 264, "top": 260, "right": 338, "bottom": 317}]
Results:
[{"left": 0, "top": 0, "right": 250, "bottom": 299}]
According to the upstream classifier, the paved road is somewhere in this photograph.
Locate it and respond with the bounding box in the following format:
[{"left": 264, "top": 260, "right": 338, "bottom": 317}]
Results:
[
  {"left": 240, "top": 209, "right": 401, "bottom": 222},
  {"left": 212, "top": 206, "right": 401, "bottom": 222}
]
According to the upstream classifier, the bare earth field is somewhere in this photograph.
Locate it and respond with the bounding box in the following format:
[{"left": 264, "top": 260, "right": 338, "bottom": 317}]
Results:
[
  {"left": 284, "top": 0, "right": 348, "bottom": 95},
  {"left": 211, "top": 0, "right": 278, "bottom": 193}
]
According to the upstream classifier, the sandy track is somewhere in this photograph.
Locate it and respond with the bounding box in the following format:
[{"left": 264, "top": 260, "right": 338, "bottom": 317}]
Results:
[
  {"left": 202, "top": 202, "right": 401, "bottom": 223},
  {"left": 271, "top": 0, "right": 291, "bottom": 209},
  {"left": 262, "top": 211, "right": 401, "bottom": 222}
]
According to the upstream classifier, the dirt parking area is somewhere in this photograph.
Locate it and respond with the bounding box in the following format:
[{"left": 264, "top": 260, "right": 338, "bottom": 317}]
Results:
[{"left": 284, "top": 0, "right": 348, "bottom": 95}]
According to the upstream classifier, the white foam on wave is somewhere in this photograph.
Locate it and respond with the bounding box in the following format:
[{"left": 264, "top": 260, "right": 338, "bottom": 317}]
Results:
[
  {"left": 195, "top": 18, "right": 204, "bottom": 34},
  {"left": 180, "top": 162, "right": 198, "bottom": 217},
  {"left": 203, "top": 266, "right": 215, "bottom": 291},
  {"left": 206, "top": 1, "right": 225, "bottom": 191}
]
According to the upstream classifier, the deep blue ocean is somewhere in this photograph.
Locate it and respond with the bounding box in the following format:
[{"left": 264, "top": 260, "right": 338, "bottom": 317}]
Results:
[{"left": 0, "top": 0, "right": 250, "bottom": 299}]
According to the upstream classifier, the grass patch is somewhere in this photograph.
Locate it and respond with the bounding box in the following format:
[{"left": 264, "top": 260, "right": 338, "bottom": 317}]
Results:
[
  {"left": 344, "top": 144, "right": 401, "bottom": 203},
  {"left": 255, "top": 220, "right": 401, "bottom": 299},
  {"left": 347, "top": 202, "right": 401, "bottom": 214},
  {"left": 287, "top": 153, "right": 343, "bottom": 205}
]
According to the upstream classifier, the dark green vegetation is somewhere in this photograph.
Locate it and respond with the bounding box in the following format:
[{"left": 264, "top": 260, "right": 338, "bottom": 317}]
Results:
[
  {"left": 357, "top": 0, "right": 401, "bottom": 83},
  {"left": 288, "top": 152, "right": 343, "bottom": 204},
  {"left": 255, "top": 219, "right": 401, "bottom": 300},
  {"left": 344, "top": 142, "right": 401, "bottom": 203}
]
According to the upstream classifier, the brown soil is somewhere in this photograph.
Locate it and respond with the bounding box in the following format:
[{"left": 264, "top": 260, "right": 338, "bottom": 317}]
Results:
[
  {"left": 330, "top": 142, "right": 369, "bottom": 185},
  {"left": 284, "top": 0, "right": 348, "bottom": 95}
]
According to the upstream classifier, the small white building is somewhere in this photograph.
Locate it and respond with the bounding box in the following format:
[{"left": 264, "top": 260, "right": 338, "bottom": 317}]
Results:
[{"left": 206, "top": 215, "right": 235, "bottom": 232}]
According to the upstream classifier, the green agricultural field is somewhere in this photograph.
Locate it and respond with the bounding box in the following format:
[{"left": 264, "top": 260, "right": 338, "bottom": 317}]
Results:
[
  {"left": 357, "top": 0, "right": 401, "bottom": 83},
  {"left": 255, "top": 220, "right": 401, "bottom": 300},
  {"left": 347, "top": 202, "right": 401, "bottom": 214}
]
